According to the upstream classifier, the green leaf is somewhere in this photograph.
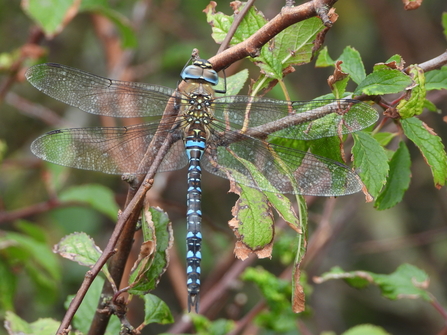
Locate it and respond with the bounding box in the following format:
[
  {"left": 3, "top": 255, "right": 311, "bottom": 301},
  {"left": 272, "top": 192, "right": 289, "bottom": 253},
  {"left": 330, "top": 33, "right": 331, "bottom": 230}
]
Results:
[
  {"left": 342, "top": 324, "right": 391, "bottom": 335},
  {"left": 22, "top": 0, "right": 79, "bottom": 37},
  {"left": 372, "top": 264, "right": 431, "bottom": 301},
  {"left": 4, "top": 312, "right": 60, "bottom": 335},
  {"left": 188, "top": 314, "right": 235, "bottom": 335},
  {"left": 205, "top": 2, "right": 266, "bottom": 46},
  {"left": 352, "top": 131, "right": 389, "bottom": 198},
  {"left": 54, "top": 232, "right": 103, "bottom": 268},
  {"left": 309, "top": 136, "right": 343, "bottom": 163},
  {"left": 274, "top": 17, "right": 326, "bottom": 70},
  {"left": 402, "top": 117, "right": 447, "bottom": 188},
  {"left": 142, "top": 294, "right": 174, "bottom": 325},
  {"left": 129, "top": 207, "right": 173, "bottom": 294},
  {"left": 315, "top": 46, "right": 335, "bottom": 67},
  {"left": 375, "top": 141, "right": 411, "bottom": 210},
  {"left": 65, "top": 276, "right": 121, "bottom": 335},
  {"left": 232, "top": 184, "right": 275, "bottom": 253},
  {"left": 0, "top": 231, "right": 60, "bottom": 305},
  {"left": 424, "top": 99, "right": 440, "bottom": 112},
  {"left": 316, "top": 264, "right": 432, "bottom": 302},
  {"left": 353, "top": 68, "right": 413, "bottom": 96},
  {"left": 3, "top": 229, "right": 60, "bottom": 282},
  {"left": 397, "top": 65, "right": 426, "bottom": 118},
  {"left": 384, "top": 54, "right": 405, "bottom": 68},
  {"left": 425, "top": 66, "right": 447, "bottom": 90},
  {"left": 0, "top": 260, "right": 16, "bottom": 312},
  {"left": 215, "top": 69, "right": 249, "bottom": 96},
  {"left": 252, "top": 16, "right": 326, "bottom": 91},
  {"left": 338, "top": 47, "right": 366, "bottom": 84},
  {"left": 242, "top": 267, "right": 297, "bottom": 332},
  {"left": 373, "top": 132, "right": 396, "bottom": 147},
  {"left": 59, "top": 184, "right": 119, "bottom": 220}
]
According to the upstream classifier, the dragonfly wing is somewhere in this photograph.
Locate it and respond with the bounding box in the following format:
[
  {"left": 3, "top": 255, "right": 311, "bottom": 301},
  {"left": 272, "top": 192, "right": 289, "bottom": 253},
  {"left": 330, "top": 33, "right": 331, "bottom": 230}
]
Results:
[
  {"left": 202, "top": 133, "right": 362, "bottom": 196},
  {"left": 31, "top": 123, "right": 187, "bottom": 174},
  {"left": 25, "top": 63, "right": 175, "bottom": 118},
  {"left": 212, "top": 97, "right": 378, "bottom": 140}
]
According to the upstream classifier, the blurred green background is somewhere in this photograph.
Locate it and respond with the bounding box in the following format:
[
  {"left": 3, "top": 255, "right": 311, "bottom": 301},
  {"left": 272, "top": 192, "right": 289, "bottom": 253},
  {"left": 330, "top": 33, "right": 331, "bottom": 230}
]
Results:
[{"left": 1, "top": 0, "right": 447, "bottom": 334}]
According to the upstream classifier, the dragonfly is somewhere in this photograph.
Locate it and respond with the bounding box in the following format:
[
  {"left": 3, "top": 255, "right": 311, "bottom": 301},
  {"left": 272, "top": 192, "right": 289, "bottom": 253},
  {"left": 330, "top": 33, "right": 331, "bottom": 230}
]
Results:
[{"left": 26, "top": 59, "right": 378, "bottom": 312}]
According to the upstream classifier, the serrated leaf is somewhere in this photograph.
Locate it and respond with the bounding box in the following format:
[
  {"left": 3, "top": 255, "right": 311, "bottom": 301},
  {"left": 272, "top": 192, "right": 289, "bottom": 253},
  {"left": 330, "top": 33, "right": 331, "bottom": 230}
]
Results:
[
  {"left": 397, "top": 65, "right": 426, "bottom": 118},
  {"left": 353, "top": 69, "right": 413, "bottom": 96},
  {"left": 227, "top": 153, "right": 301, "bottom": 233},
  {"left": 230, "top": 184, "right": 274, "bottom": 258},
  {"left": 275, "top": 17, "right": 326, "bottom": 70},
  {"left": 315, "top": 46, "right": 335, "bottom": 67},
  {"left": 384, "top": 54, "right": 405, "bottom": 69},
  {"left": 316, "top": 264, "right": 431, "bottom": 301},
  {"left": 425, "top": 66, "right": 447, "bottom": 90},
  {"left": 328, "top": 61, "right": 349, "bottom": 98},
  {"left": 22, "top": 0, "right": 80, "bottom": 37},
  {"left": 54, "top": 232, "right": 103, "bottom": 268},
  {"left": 59, "top": 184, "right": 119, "bottom": 220},
  {"left": 352, "top": 132, "right": 389, "bottom": 198},
  {"left": 128, "top": 207, "right": 173, "bottom": 294},
  {"left": 65, "top": 276, "right": 121, "bottom": 334},
  {"left": 142, "top": 294, "right": 174, "bottom": 325},
  {"left": 342, "top": 324, "right": 391, "bottom": 335},
  {"left": 375, "top": 141, "right": 411, "bottom": 210},
  {"left": 338, "top": 46, "right": 366, "bottom": 84},
  {"left": 4, "top": 312, "right": 60, "bottom": 335},
  {"left": 402, "top": 117, "right": 447, "bottom": 188},
  {"left": 252, "top": 17, "right": 326, "bottom": 91},
  {"left": 204, "top": 2, "right": 266, "bottom": 46},
  {"left": 372, "top": 264, "right": 431, "bottom": 301}
]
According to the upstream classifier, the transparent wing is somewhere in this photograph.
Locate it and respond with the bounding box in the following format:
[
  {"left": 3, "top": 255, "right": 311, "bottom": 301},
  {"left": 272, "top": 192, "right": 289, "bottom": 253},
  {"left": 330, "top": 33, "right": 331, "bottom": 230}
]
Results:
[
  {"left": 212, "top": 96, "right": 378, "bottom": 140},
  {"left": 203, "top": 131, "right": 361, "bottom": 196},
  {"left": 25, "top": 63, "right": 175, "bottom": 118},
  {"left": 30, "top": 122, "right": 187, "bottom": 175}
]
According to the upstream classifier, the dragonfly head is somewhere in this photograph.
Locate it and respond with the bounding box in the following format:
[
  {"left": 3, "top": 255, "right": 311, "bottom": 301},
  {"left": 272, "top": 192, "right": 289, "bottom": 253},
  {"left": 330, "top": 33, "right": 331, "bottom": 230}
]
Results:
[{"left": 181, "top": 59, "right": 219, "bottom": 86}]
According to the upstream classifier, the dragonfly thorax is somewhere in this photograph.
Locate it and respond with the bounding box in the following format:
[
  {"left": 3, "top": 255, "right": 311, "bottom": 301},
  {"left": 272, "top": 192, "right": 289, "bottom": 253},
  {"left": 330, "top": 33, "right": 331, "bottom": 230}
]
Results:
[{"left": 180, "top": 82, "right": 215, "bottom": 124}]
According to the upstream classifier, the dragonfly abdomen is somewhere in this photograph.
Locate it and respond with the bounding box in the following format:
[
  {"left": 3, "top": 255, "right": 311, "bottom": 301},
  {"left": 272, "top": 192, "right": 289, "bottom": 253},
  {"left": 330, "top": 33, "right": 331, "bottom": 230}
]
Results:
[{"left": 185, "top": 130, "right": 206, "bottom": 312}]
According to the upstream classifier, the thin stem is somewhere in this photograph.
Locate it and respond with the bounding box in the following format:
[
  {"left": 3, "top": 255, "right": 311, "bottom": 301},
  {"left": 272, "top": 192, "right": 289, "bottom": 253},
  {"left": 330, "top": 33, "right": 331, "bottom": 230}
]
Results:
[{"left": 216, "top": 0, "right": 257, "bottom": 54}]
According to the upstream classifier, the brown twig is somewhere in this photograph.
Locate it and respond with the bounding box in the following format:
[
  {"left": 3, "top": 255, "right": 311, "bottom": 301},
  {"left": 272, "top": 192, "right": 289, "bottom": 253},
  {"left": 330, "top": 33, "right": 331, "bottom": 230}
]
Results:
[
  {"left": 0, "top": 199, "right": 74, "bottom": 224},
  {"left": 415, "top": 49, "right": 447, "bottom": 72},
  {"left": 208, "top": 0, "right": 338, "bottom": 72},
  {"left": 5, "top": 92, "right": 65, "bottom": 127}
]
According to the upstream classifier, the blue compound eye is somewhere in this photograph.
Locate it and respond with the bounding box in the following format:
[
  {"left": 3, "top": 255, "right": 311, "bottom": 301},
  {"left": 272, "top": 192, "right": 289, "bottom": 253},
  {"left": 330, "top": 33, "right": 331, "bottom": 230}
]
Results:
[{"left": 181, "top": 61, "right": 219, "bottom": 86}]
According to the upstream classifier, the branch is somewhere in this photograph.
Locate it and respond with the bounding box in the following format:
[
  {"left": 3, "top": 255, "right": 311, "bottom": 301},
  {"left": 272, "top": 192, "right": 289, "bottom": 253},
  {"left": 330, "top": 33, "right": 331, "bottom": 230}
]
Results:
[{"left": 208, "top": 0, "right": 338, "bottom": 71}]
